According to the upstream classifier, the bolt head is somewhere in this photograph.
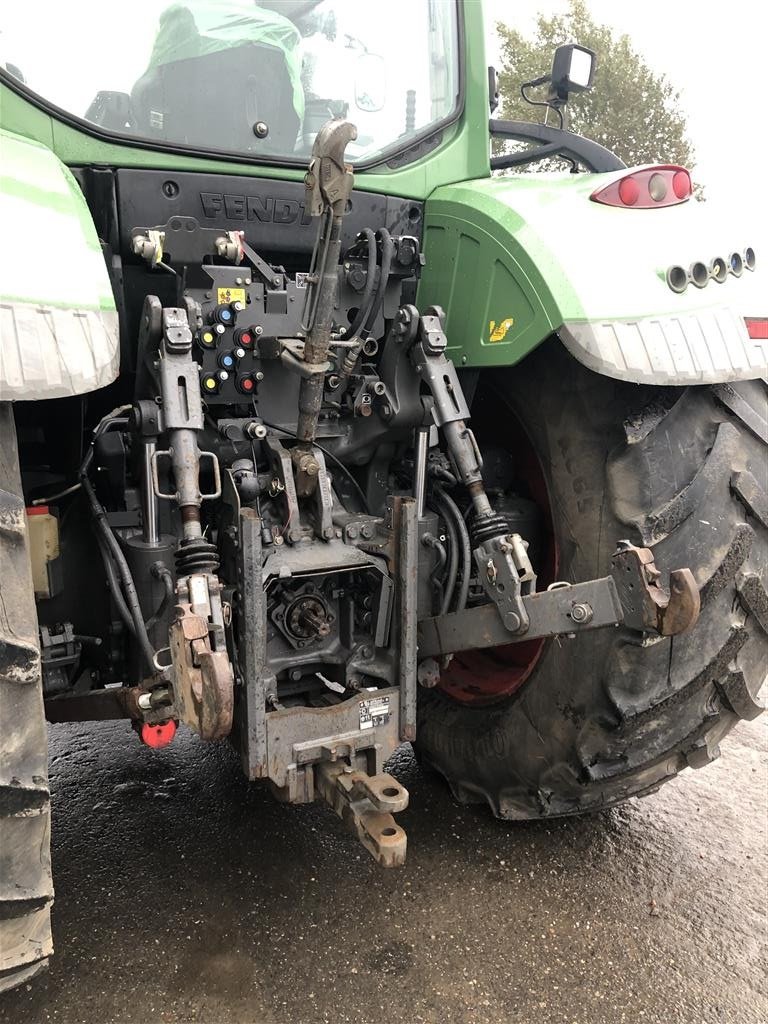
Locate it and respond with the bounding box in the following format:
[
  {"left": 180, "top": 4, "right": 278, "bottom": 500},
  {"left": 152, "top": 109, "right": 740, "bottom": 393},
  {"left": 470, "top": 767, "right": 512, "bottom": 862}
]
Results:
[
  {"left": 570, "top": 602, "right": 593, "bottom": 624},
  {"left": 503, "top": 611, "right": 521, "bottom": 632}
]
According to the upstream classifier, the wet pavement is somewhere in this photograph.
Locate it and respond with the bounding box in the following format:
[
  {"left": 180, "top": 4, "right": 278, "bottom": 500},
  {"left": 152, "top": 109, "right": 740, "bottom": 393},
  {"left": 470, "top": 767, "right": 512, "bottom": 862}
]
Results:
[{"left": 1, "top": 715, "right": 766, "bottom": 1024}]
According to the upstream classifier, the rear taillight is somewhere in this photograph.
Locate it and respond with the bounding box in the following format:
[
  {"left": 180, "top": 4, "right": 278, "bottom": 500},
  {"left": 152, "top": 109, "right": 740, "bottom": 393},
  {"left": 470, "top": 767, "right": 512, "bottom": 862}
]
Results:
[
  {"left": 745, "top": 318, "right": 768, "bottom": 340},
  {"left": 591, "top": 166, "right": 692, "bottom": 208}
]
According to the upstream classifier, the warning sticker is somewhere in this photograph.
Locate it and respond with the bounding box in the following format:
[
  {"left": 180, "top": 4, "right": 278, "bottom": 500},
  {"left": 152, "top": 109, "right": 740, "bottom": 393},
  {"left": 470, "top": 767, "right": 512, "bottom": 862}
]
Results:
[
  {"left": 217, "top": 286, "right": 246, "bottom": 305},
  {"left": 488, "top": 317, "right": 514, "bottom": 343},
  {"left": 359, "top": 695, "right": 391, "bottom": 730}
]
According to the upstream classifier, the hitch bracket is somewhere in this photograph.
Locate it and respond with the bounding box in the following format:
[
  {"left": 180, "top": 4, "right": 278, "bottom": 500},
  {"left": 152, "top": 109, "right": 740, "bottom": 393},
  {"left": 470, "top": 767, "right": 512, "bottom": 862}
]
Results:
[
  {"left": 316, "top": 762, "right": 408, "bottom": 868},
  {"left": 611, "top": 540, "right": 700, "bottom": 635}
]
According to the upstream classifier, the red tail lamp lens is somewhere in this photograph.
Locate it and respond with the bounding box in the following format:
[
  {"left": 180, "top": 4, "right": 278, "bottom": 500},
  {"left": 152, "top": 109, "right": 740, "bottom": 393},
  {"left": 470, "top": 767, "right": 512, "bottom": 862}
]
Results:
[
  {"left": 591, "top": 166, "right": 692, "bottom": 208},
  {"left": 618, "top": 177, "right": 640, "bottom": 206},
  {"left": 673, "top": 169, "right": 692, "bottom": 199},
  {"left": 745, "top": 318, "right": 768, "bottom": 340}
]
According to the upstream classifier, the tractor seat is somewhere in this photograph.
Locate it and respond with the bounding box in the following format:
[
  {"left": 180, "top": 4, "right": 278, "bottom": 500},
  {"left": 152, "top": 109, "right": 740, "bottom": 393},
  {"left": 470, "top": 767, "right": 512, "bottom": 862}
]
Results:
[{"left": 130, "top": 42, "right": 300, "bottom": 154}]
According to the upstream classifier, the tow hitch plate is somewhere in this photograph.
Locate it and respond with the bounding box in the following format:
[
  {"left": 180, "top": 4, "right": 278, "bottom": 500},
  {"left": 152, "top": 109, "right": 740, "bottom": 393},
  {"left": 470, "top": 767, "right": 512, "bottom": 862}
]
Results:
[{"left": 316, "top": 763, "right": 409, "bottom": 868}]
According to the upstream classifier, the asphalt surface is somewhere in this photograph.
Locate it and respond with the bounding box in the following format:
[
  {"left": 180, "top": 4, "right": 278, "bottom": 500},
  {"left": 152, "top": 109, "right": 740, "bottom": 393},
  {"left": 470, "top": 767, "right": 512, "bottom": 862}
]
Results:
[{"left": 1, "top": 715, "right": 766, "bottom": 1024}]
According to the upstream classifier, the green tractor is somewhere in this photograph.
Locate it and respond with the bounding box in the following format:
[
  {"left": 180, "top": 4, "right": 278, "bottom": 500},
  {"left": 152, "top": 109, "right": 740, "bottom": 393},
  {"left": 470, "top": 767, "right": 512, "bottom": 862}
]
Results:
[{"left": 1, "top": 0, "right": 765, "bottom": 990}]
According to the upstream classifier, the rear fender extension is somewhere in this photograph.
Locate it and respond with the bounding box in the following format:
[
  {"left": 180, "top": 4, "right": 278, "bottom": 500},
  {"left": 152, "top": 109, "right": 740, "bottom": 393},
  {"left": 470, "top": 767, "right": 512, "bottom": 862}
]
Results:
[
  {"left": 417, "top": 171, "right": 766, "bottom": 385},
  {"left": 0, "top": 130, "right": 119, "bottom": 401}
]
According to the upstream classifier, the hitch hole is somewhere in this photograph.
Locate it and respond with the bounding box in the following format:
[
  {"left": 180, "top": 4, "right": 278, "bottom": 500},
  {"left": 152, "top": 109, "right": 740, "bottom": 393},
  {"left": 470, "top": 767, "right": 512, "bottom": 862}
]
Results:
[
  {"left": 381, "top": 827, "right": 398, "bottom": 836},
  {"left": 382, "top": 787, "right": 399, "bottom": 797}
]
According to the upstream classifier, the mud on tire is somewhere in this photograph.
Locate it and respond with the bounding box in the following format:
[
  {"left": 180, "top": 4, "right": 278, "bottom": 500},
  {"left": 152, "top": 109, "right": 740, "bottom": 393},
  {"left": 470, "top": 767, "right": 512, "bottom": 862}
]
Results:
[
  {"left": 0, "top": 404, "right": 53, "bottom": 991},
  {"left": 416, "top": 340, "right": 767, "bottom": 819}
]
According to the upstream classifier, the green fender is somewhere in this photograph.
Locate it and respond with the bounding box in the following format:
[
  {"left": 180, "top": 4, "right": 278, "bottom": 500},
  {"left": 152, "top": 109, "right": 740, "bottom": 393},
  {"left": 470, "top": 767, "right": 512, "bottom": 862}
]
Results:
[
  {"left": 417, "top": 172, "right": 765, "bottom": 384},
  {"left": 0, "top": 129, "right": 118, "bottom": 400}
]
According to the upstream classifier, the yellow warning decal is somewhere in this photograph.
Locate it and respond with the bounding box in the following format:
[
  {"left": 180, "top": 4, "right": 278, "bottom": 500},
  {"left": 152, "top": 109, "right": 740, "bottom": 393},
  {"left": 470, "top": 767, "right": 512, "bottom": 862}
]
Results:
[
  {"left": 489, "top": 318, "right": 514, "bottom": 343},
  {"left": 217, "top": 286, "right": 246, "bottom": 305}
]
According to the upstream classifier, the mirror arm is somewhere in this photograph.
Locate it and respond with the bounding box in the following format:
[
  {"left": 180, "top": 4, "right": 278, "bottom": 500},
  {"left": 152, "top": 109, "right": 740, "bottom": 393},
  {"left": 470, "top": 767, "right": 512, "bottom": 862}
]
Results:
[{"left": 489, "top": 120, "right": 626, "bottom": 174}]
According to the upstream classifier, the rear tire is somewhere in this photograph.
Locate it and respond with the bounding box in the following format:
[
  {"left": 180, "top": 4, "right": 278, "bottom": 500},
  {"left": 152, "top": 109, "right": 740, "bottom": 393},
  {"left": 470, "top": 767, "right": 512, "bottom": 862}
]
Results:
[
  {"left": 0, "top": 403, "right": 53, "bottom": 990},
  {"left": 417, "top": 340, "right": 768, "bottom": 818}
]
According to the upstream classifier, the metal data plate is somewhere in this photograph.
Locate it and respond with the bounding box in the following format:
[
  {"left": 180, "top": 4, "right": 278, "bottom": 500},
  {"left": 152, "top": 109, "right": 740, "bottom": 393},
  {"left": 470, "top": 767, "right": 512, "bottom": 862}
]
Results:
[{"left": 264, "top": 687, "right": 401, "bottom": 793}]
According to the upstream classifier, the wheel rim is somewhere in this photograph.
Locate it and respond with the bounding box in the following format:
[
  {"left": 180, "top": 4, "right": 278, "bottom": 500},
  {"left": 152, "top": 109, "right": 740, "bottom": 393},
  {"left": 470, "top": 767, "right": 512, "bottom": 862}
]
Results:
[{"left": 438, "top": 390, "right": 558, "bottom": 706}]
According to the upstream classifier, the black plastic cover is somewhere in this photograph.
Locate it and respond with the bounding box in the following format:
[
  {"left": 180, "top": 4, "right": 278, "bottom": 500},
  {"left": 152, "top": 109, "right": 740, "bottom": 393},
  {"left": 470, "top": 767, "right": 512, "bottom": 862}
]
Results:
[{"left": 114, "top": 169, "right": 423, "bottom": 260}]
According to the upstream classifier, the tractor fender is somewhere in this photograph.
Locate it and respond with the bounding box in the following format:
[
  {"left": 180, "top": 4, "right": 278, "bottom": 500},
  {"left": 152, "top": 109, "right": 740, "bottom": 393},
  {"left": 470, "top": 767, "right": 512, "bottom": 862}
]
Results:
[
  {"left": 0, "top": 130, "right": 119, "bottom": 400},
  {"left": 417, "top": 171, "right": 765, "bottom": 384}
]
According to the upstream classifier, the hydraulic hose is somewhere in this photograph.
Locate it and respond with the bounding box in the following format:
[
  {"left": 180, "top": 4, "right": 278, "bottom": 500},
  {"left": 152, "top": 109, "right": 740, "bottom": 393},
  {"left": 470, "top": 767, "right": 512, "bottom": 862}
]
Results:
[
  {"left": 360, "top": 228, "right": 394, "bottom": 341},
  {"left": 145, "top": 565, "right": 175, "bottom": 632},
  {"left": 428, "top": 493, "right": 459, "bottom": 616},
  {"left": 345, "top": 229, "right": 377, "bottom": 340},
  {"left": 95, "top": 533, "right": 137, "bottom": 638},
  {"left": 435, "top": 485, "right": 471, "bottom": 613},
  {"left": 337, "top": 228, "right": 393, "bottom": 390},
  {"left": 422, "top": 532, "right": 448, "bottom": 611},
  {"left": 82, "top": 473, "right": 157, "bottom": 675},
  {"left": 80, "top": 410, "right": 158, "bottom": 674},
  {"left": 440, "top": 509, "right": 459, "bottom": 616}
]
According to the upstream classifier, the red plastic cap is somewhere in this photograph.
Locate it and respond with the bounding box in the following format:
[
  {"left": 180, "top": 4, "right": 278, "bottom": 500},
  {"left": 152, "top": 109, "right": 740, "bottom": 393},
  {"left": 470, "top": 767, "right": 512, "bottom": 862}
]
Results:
[
  {"left": 140, "top": 720, "right": 177, "bottom": 748},
  {"left": 26, "top": 505, "right": 50, "bottom": 516}
]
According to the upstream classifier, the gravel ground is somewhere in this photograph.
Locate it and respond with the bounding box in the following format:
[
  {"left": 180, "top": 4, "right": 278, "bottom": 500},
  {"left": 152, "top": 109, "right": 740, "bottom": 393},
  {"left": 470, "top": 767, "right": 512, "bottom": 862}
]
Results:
[{"left": 1, "top": 715, "right": 766, "bottom": 1024}]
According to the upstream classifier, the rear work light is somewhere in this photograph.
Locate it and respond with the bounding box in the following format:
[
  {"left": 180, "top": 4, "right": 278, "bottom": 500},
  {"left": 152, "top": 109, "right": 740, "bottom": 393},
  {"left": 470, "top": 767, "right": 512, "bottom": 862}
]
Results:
[
  {"left": 591, "top": 166, "right": 692, "bottom": 208},
  {"left": 745, "top": 318, "right": 768, "bottom": 340}
]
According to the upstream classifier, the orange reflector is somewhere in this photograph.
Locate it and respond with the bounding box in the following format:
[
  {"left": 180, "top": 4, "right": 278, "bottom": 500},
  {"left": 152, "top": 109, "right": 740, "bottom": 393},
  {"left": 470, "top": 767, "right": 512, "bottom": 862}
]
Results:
[{"left": 745, "top": 318, "right": 768, "bottom": 340}]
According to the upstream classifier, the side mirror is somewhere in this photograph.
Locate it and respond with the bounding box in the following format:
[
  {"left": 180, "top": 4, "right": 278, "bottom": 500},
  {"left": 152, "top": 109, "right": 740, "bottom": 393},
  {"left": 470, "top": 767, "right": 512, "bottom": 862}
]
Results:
[
  {"left": 549, "top": 44, "right": 596, "bottom": 102},
  {"left": 355, "top": 53, "right": 386, "bottom": 113}
]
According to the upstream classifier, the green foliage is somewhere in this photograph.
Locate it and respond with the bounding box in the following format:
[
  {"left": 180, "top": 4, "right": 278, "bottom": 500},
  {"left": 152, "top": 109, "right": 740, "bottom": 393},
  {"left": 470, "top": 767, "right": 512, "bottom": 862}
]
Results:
[{"left": 496, "top": 0, "right": 696, "bottom": 174}]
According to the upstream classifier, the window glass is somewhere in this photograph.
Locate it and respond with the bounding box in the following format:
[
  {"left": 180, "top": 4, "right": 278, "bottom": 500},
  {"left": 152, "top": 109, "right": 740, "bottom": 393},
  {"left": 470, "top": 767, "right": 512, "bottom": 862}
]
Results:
[{"left": 1, "top": 1, "right": 460, "bottom": 163}]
